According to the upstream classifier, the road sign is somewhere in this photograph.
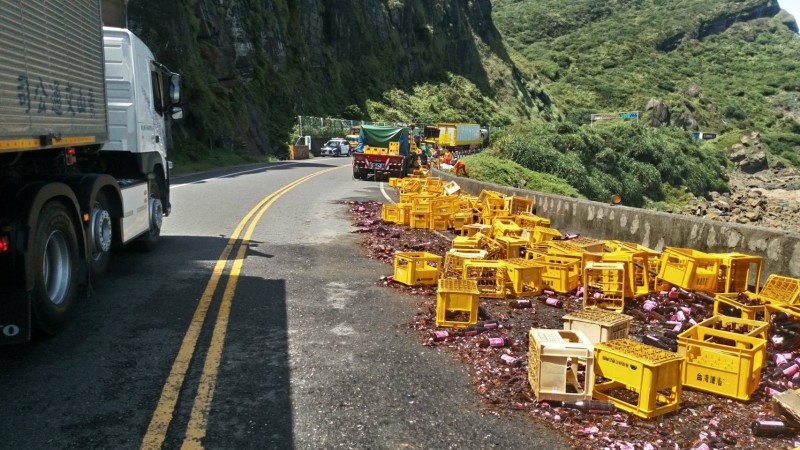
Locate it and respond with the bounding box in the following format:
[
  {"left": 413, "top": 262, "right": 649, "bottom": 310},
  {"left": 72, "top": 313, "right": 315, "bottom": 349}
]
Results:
[{"left": 590, "top": 111, "right": 640, "bottom": 126}]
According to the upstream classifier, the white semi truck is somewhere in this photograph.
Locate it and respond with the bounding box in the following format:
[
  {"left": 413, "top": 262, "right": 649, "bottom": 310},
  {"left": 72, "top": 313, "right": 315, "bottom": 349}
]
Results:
[{"left": 0, "top": 0, "right": 183, "bottom": 343}]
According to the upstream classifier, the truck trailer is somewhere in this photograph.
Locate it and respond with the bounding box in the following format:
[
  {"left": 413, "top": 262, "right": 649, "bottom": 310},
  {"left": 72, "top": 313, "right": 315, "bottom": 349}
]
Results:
[
  {"left": 352, "top": 125, "right": 416, "bottom": 180},
  {"left": 423, "top": 123, "right": 484, "bottom": 152},
  {"left": 0, "top": 0, "right": 182, "bottom": 343}
]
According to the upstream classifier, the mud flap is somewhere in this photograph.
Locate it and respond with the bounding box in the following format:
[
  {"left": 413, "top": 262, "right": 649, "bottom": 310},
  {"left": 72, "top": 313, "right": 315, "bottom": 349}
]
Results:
[{"left": 0, "top": 285, "right": 32, "bottom": 344}]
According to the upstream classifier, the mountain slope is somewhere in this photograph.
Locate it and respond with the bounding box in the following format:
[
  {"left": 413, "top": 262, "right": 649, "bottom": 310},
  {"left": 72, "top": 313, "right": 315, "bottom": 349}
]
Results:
[
  {"left": 492, "top": 0, "right": 800, "bottom": 162},
  {"left": 127, "top": 0, "right": 554, "bottom": 159}
]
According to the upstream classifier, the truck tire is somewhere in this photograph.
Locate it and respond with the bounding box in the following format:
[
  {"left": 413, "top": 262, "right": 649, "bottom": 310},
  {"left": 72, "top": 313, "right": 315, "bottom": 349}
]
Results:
[
  {"left": 88, "top": 191, "right": 112, "bottom": 277},
  {"left": 137, "top": 175, "right": 163, "bottom": 251},
  {"left": 31, "top": 201, "right": 79, "bottom": 336}
]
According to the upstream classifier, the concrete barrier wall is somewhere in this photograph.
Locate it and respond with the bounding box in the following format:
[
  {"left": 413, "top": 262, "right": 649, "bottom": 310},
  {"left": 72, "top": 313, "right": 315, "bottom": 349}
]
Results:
[{"left": 435, "top": 171, "right": 800, "bottom": 281}]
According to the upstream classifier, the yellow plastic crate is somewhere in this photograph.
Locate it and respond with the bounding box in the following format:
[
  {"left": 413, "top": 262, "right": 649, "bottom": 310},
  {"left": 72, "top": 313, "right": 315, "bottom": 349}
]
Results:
[
  {"left": 528, "top": 329, "right": 595, "bottom": 402},
  {"left": 393, "top": 252, "right": 442, "bottom": 286},
  {"left": 432, "top": 196, "right": 460, "bottom": 216},
  {"left": 495, "top": 235, "right": 527, "bottom": 260},
  {"left": 389, "top": 141, "right": 400, "bottom": 152},
  {"left": 460, "top": 223, "right": 492, "bottom": 237},
  {"left": 656, "top": 247, "right": 720, "bottom": 292},
  {"left": 436, "top": 278, "right": 480, "bottom": 328},
  {"left": 529, "top": 254, "right": 581, "bottom": 293},
  {"left": 410, "top": 192, "right": 437, "bottom": 214},
  {"left": 539, "top": 240, "right": 603, "bottom": 269},
  {"left": 687, "top": 315, "right": 769, "bottom": 342},
  {"left": 569, "top": 237, "right": 606, "bottom": 253},
  {"left": 528, "top": 226, "right": 562, "bottom": 245},
  {"left": 399, "top": 179, "right": 422, "bottom": 193},
  {"left": 676, "top": 321, "right": 766, "bottom": 401},
  {"left": 429, "top": 214, "right": 450, "bottom": 231},
  {"left": 593, "top": 339, "right": 684, "bottom": 419},
  {"left": 397, "top": 203, "right": 412, "bottom": 226},
  {"left": 388, "top": 177, "right": 402, "bottom": 187},
  {"left": 502, "top": 258, "right": 545, "bottom": 295},
  {"left": 443, "top": 249, "right": 487, "bottom": 279},
  {"left": 424, "top": 177, "right": 443, "bottom": 193},
  {"left": 515, "top": 212, "right": 551, "bottom": 229},
  {"left": 708, "top": 252, "right": 763, "bottom": 294},
  {"left": 492, "top": 217, "right": 522, "bottom": 238},
  {"left": 462, "top": 260, "right": 508, "bottom": 299},
  {"left": 451, "top": 211, "right": 473, "bottom": 232},
  {"left": 760, "top": 274, "right": 800, "bottom": 305},
  {"left": 443, "top": 180, "right": 461, "bottom": 196},
  {"left": 601, "top": 250, "right": 653, "bottom": 298},
  {"left": 562, "top": 309, "right": 632, "bottom": 343},
  {"left": 713, "top": 291, "right": 771, "bottom": 322},
  {"left": 452, "top": 233, "right": 483, "bottom": 250},
  {"left": 381, "top": 204, "right": 400, "bottom": 223},
  {"left": 505, "top": 196, "right": 535, "bottom": 215},
  {"left": 409, "top": 212, "right": 430, "bottom": 229},
  {"left": 583, "top": 262, "right": 626, "bottom": 312}
]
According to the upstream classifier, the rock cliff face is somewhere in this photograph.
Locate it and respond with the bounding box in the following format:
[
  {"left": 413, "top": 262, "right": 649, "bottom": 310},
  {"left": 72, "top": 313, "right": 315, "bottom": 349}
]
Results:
[
  {"left": 126, "top": 0, "right": 547, "bottom": 156},
  {"left": 656, "top": 0, "right": 782, "bottom": 51}
]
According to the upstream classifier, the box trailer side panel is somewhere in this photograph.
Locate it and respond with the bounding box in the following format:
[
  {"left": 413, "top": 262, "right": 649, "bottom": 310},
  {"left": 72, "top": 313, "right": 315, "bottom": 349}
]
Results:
[{"left": 0, "top": 0, "right": 108, "bottom": 151}]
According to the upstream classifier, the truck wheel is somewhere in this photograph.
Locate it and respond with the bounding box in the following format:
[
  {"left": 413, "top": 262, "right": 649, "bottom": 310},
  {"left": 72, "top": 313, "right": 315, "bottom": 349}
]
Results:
[
  {"left": 353, "top": 168, "right": 364, "bottom": 180},
  {"left": 31, "top": 201, "right": 79, "bottom": 335},
  {"left": 137, "top": 176, "right": 163, "bottom": 251},
  {"left": 88, "top": 191, "right": 112, "bottom": 277}
]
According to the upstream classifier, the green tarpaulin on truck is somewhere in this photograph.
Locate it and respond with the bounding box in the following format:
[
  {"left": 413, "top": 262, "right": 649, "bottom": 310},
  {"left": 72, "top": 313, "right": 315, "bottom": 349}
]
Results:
[{"left": 354, "top": 125, "right": 410, "bottom": 155}]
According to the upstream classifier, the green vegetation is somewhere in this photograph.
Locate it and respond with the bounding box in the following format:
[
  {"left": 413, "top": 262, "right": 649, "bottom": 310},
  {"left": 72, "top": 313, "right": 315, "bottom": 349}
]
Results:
[
  {"left": 490, "top": 122, "right": 729, "bottom": 207},
  {"left": 492, "top": 0, "right": 800, "bottom": 165},
  {"left": 459, "top": 153, "right": 583, "bottom": 198},
  {"left": 169, "top": 137, "right": 278, "bottom": 175}
]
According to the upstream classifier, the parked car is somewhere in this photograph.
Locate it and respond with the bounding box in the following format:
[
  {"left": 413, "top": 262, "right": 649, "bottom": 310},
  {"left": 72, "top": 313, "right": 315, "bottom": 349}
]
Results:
[{"left": 320, "top": 138, "right": 350, "bottom": 157}]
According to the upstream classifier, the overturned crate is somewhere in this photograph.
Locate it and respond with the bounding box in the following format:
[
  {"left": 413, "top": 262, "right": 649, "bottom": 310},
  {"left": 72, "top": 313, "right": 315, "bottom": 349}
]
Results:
[
  {"left": 656, "top": 247, "right": 720, "bottom": 293},
  {"left": 715, "top": 274, "right": 800, "bottom": 320},
  {"left": 443, "top": 248, "right": 487, "bottom": 279},
  {"left": 528, "top": 253, "right": 582, "bottom": 293},
  {"left": 502, "top": 258, "right": 545, "bottom": 296},
  {"left": 528, "top": 329, "right": 595, "bottom": 402},
  {"left": 602, "top": 250, "right": 654, "bottom": 298},
  {"left": 462, "top": 260, "right": 508, "bottom": 299},
  {"left": 583, "top": 262, "right": 626, "bottom": 312},
  {"left": 436, "top": 278, "right": 480, "bottom": 328},
  {"left": 708, "top": 252, "right": 763, "bottom": 295},
  {"left": 593, "top": 339, "right": 684, "bottom": 419},
  {"left": 393, "top": 252, "right": 442, "bottom": 286}
]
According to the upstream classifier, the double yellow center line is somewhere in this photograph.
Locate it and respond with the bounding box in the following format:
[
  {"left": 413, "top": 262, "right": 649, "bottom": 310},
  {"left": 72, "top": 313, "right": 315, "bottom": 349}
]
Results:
[{"left": 141, "top": 166, "right": 340, "bottom": 449}]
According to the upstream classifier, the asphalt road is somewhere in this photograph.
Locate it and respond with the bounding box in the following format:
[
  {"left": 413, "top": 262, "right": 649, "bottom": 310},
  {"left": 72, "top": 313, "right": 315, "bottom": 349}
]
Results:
[{"left": 0, "top": 158, "right": 570, "bottom": 449}]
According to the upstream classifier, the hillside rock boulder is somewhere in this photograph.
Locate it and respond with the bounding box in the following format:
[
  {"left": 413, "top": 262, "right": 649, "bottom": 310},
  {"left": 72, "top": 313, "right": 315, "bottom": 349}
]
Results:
[{"left": 646, "top": 98, "right": 671, "bottom": 127}]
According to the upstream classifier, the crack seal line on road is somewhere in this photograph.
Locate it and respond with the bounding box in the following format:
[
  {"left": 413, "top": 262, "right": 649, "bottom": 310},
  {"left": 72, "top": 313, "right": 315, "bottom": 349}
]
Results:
[{"left": 141, "top": 165, "right": 343, "bottom": 450}]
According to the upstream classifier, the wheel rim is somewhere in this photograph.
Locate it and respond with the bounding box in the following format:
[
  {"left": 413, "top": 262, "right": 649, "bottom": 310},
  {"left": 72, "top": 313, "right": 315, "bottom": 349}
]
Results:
[
  {"left": 149, "top": 196, "right": 163, "bottom": 230},
  {"left": 43, "top": 230, "right": 71, "bottom": 305},
  {"left": 91, "top": 207, "right": 112, "bottom": 255}
]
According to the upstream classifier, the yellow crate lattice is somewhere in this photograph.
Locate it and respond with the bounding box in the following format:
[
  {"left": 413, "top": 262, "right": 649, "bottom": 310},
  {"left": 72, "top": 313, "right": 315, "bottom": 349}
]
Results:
[
  {"left": 593, "top": 339, "right": 684, "bottom": 419},
  {"left": 583, "top": 262, "right": 626, "bottom": 312},
  {"left": 462, "top": 260, "right": 508, "bottom": 299},
  {"left": 436, "top": 278, "right": 480, "bottom": 328}
]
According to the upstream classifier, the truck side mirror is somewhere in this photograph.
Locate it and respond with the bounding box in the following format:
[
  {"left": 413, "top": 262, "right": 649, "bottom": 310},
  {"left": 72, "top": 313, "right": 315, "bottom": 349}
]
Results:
[
  {"left": 169, "top": 73, "right": 182, "bottom": 105},
  {"left": 171, "top": 106, "right": 184, "bottom": 120}
]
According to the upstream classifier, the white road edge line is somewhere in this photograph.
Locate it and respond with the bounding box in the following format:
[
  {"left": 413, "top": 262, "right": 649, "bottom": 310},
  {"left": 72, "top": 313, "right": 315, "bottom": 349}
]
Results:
[{"left": 379, "top": 181, "right": 393, "bottom": 203}]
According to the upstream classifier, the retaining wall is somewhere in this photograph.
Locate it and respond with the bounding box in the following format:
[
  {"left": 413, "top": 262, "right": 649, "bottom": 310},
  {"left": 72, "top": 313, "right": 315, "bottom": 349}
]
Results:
[{"left": 435, "top": 171, "right": 800, "bottom": 281}]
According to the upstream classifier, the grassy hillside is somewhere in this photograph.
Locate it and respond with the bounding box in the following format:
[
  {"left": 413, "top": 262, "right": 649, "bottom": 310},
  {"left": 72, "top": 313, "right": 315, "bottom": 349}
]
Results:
[{"left": 492, "top": 0, "right": 800, "bottom": 163}]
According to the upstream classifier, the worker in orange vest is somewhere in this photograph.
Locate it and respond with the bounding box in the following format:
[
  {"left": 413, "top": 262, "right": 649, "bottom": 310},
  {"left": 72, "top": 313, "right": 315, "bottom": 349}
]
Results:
[
  {"left": 453, "top": 160, "right": 468, "bottom": 177},
  {"left": 443, "top": 150, "right": 452, "bottom": 165}
]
